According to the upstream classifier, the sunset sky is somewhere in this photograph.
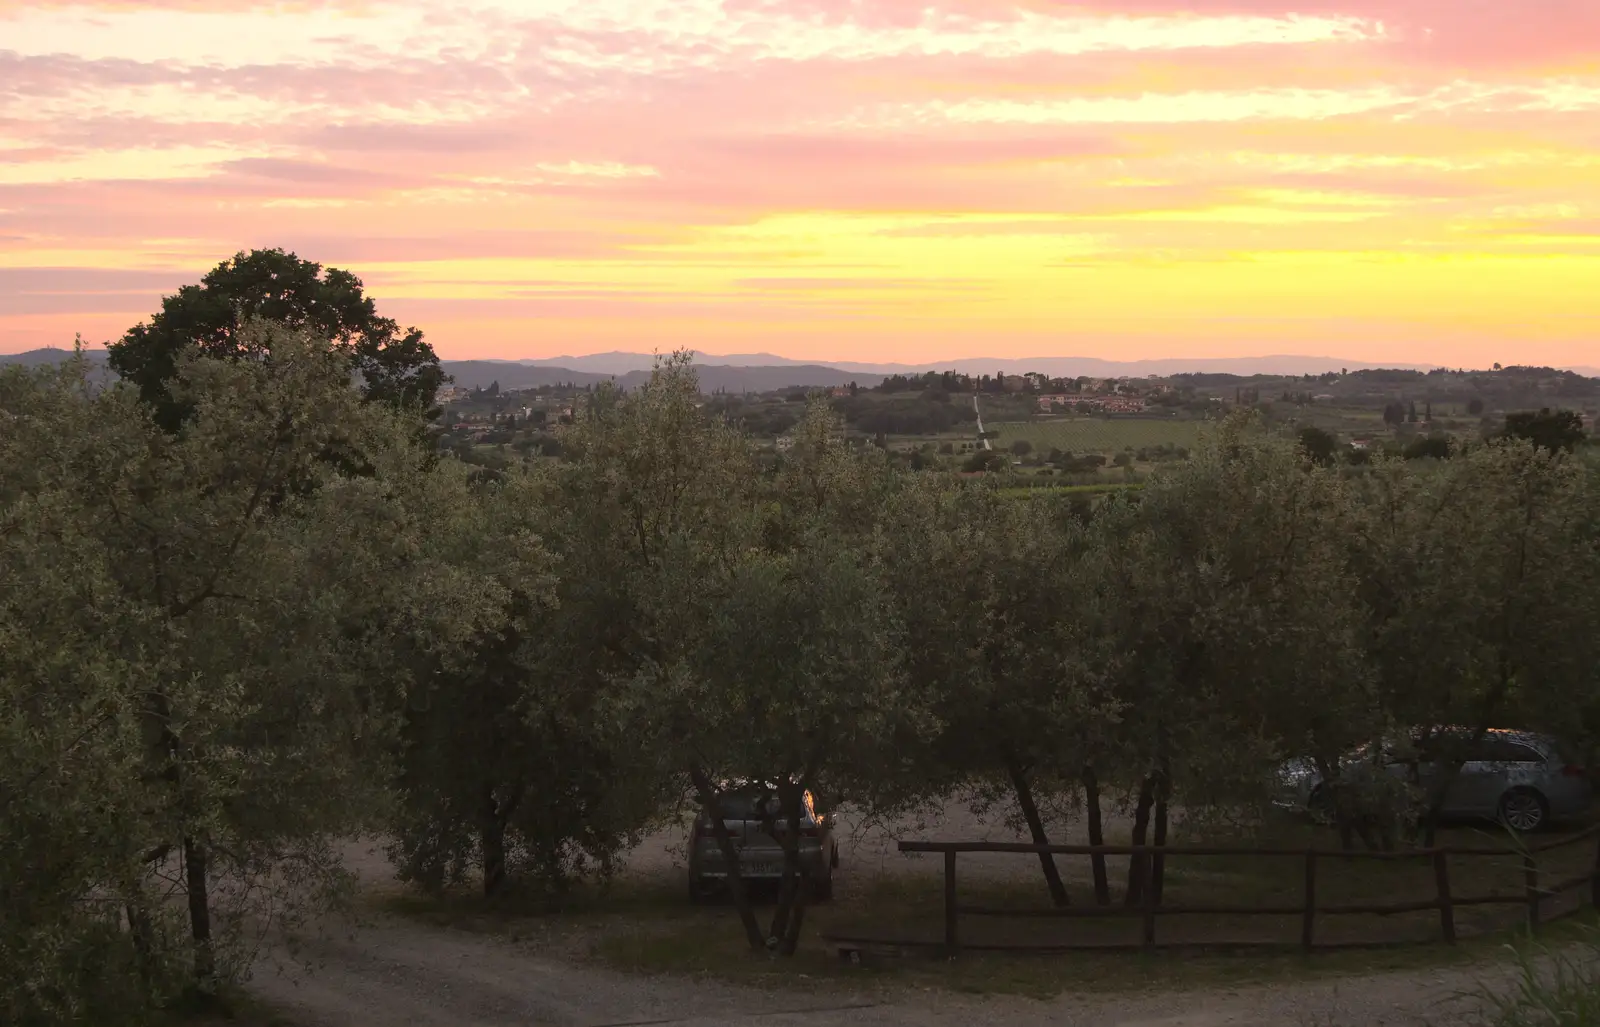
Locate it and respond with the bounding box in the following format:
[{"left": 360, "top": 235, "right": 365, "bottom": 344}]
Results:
[{"left": 2, "top": 1, "right": 1598, "bottom": 367}]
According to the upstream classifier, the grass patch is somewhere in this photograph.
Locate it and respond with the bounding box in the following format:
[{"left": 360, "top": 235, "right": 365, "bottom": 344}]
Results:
[
  {"left": 164, "top": 987, "right": 298, "bottom": 1027},
  {"left": 1459, "top": 927, "right": 1600, "bottom": 1026},
  {"left": 587, "top": 887, "right": 1598, "bottom": 1000},
  {"left": 987, "top": 417, "right": 1207, "bottom": 454}
]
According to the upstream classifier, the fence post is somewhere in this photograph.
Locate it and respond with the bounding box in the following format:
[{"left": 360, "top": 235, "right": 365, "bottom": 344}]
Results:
[
  {"left": 1523, "top": 853, "right": 1540, "bottom": 933},
  {"left": 1141, "top": 848, "right": 1159, "bottom": 949},
  {"left": 1433, "top": 849, "right": 1456, "bottom": 944},
  {"left": 1592, "top": 828, "right": 1600, "bottom": 911},
  {"left": 944, "top": 850, "right": 959, "bottom": 955},
  {"left": 1301, "top": 851, "right": 1317, "bottom": 950}
]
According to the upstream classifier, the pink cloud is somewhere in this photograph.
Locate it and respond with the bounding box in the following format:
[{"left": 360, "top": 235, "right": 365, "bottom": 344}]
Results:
[
  {"left": 1055, "top": 0, "right": 1600, "bottom": 69},
  {"left": 3, "top": 0, "right": 1598, "bottom": 365}
]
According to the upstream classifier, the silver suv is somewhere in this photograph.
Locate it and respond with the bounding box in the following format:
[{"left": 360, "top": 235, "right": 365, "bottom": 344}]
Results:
[
  {"left": 1278, "top": 728, "right": 1592, "bottom": 832},
  {"left": 688, "top": 785, "right": 838, "bottom": 903}
]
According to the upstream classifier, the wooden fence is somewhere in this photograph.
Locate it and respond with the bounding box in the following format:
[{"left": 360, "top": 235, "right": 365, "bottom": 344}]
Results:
[{"left": 863, "top": 823, "right": 1600, "bottom": 954}]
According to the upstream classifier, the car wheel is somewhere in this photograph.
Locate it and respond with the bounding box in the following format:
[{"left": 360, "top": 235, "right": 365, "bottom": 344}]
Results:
[{"left": 1498, "top": 788, "right": 1549, "bottom": 833}]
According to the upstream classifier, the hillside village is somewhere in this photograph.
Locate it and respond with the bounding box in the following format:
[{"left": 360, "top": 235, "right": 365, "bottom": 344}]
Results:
[{"left": 432, "top": 363, "right": 1600, "bottom": 485}]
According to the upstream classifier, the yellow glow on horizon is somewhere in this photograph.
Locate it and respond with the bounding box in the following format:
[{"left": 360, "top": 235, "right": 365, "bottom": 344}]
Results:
[{"left": 4, "top": 1, "right": 1600, "bottom": 366}]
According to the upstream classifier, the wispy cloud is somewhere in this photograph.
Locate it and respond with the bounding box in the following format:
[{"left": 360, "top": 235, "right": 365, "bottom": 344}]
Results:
[{"left": 1, "top": 0, "right": 1597, "bottom": 365}]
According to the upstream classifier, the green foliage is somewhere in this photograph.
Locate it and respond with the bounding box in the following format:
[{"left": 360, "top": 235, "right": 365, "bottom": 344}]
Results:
[
  {"left": 1343, "top": 442, "right": 1600, "bottom": 839},
  {"left": 108, "top": 248, "right": 445, "bottom": 430},
  {"left": 1403, "top": 433, "right": 1453, "bottom": 460},
  {"left": 1096, "top": 417, "right": 1373, "bottom": 816},
  {"left": 829, "top": 393, "right": 974, "bottom": 435},
  {"left": 388, "top": 465, "right": 664, "bottom": 899},
  {"left": 1463, "top": 931, "right": 1600, "bottom": 1027},
  {"left": 962, "top": 448, "right": 1007, "bottom": 472},
  {"left": 1503, "top": 408, "right": 1588, "bottom": 455},
  {"left": 2, "top": 325, "right": 478, "bottom": 1018},
  {"left": 878, "top": 478, "right": 1113, "bottom": 882},
  {"left": 13, "top": 323, "right": 1600, "bottom": 994},
  {"left": 0, "top": 445, "right": 189, "bottom": 1024},
  {"left": 1297, "top": 425, "right": 1340, "bottom": 466}
]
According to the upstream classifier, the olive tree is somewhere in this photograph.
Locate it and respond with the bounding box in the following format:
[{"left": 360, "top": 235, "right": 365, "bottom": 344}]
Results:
[
  {"left": 554, "top": 354, "right": 771, "bottom": 948},
  {"left": 878, "top": 480, "right": 1115, "bottom": 906},
  {"left": 3, "top": 325, "right": 486, "bottom": 1002},
  {"left": 1347, "top": 440, "right": 1599, "bottom": 842},
  {"left": 1, "top": 359, "right": 182, "bottom": 1022},
  {"left": 683, "top": 401, "right": 915, "bottom": 954},
  {"left": 559, "top": 360, "right": 928, "bottom": 956},
  {"left": 684, "top": 538, "right": 908, "bottom": 954},
  {"left": 1091, "top": 417, "right": 1374, "bottom": 891},
  {"left": 388, "top": 465, "right": 665, "bottom": 899}
]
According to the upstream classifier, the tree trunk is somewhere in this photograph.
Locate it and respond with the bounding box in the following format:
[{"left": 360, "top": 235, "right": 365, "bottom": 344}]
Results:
[
  {"left": 127, "top": 899, "right": 156, "bottom": 997},
  {"left": 1421, "top": 759, "right": 1464, "bottom": 849},
  {"left": 767, "top": 784, "right": 811, "bottom": 955},
  {"left": 1330, "top": 784, "right": 1359, "bottom": 852},
  {"left": 1124, "top": 773, "right": 1156, "bottom": 907},
  {"left": 1007, "top": 761, "right": 1070, "bottom": 907},
  {"left": 689, "top": 764, "right": 765, "bottom": 953},
  {"left": 1082, "top": 764, "right": 1110, "bottom": 905},
  {"left": 183, "top": 836, "right": 215, "bottom": 987},
  {"left": 480, "top": 786, "right": 509, "bottom": 898},
  {"left": 780, "top": 873, "right": 810, "bottom": 956},
  {"left": 1151, "top": 767, "right": 1170, "bottom": 905},
  {"left": 768, "top": 858, "right": 799, "bottom": 952}
]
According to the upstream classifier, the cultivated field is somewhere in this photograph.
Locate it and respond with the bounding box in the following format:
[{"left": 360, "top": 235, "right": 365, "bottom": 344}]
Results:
[{"left": 986, "top": 417, "right": 1208, "bottom": 454}]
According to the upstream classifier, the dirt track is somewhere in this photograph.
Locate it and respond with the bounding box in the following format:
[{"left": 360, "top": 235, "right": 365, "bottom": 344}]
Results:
[
  {"left": 250, "top": 913, "right": 1486, "bottom": 1027},
  {"left": 246, "top": 803, "right": 1499, "bottom": 1027}
]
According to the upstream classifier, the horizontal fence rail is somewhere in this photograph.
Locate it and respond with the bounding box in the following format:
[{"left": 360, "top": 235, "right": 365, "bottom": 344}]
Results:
[{"left": 867, "top": 822, "right": 1600, "bottom": 955}]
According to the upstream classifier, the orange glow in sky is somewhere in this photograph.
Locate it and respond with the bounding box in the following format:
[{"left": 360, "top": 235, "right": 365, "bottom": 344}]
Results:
[{"left": 3, "top": 0, "right": 1598, "bottom": 367}]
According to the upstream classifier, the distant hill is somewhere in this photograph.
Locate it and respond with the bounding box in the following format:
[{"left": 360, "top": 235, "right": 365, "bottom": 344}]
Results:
[
  {"left": 0, "top": 349, "right": 882, "bottom": 394},
  {"left": 502, "top": 351, "right": 1447, "bottom": 378},
  {"left": 623, "top": 363, "right": 883, "bottom": 392},
  {"left": 438, "top": 361, "right": 612, "bottom": 390},
  {"left": 6, "top": 347, "right": 1592, "bottom": 393},
  {"left": 0, "top": 346, "right": 110, "bottom": 369}
]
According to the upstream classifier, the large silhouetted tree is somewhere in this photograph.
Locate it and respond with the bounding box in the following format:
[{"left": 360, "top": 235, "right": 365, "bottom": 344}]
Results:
[{"left": 109, "top": 248, "right": 445, "bottom": 430}]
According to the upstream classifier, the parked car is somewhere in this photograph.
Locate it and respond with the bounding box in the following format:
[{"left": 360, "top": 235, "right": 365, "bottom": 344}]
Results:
[
  {"left": 1276, "top": 728, "right": 1591, "bottom": 832},
  {"left": 688, "top": 783, "right": 839, "bottom": 903}
]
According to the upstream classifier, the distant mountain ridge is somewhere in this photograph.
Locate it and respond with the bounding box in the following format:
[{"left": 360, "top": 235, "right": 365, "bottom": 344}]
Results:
[
  {"left": 507, "top": 351, "right": 1453, "bottom": 377},
  {"left": 0, "top": 348, "right": 881, "bottom": 392},
  {"left": 6, "top": 347, "right": 1596, "bottom": 390}
]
